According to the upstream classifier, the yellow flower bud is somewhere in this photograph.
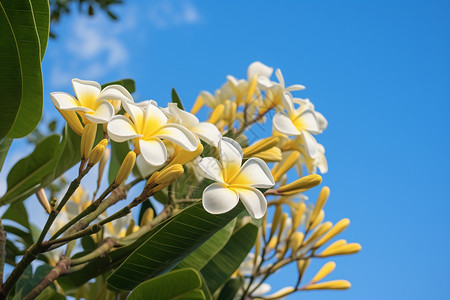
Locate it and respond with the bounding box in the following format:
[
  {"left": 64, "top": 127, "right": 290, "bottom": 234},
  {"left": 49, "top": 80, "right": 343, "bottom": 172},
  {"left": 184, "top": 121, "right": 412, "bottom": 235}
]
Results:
[
  {"left": 309, "top": 210, "right": 324, "bottom": 230},
  {"left": 304, "top": 280, "right": 351, "bottom": 290},
  {"left": 311, "top": 261, "right": 336, "bottom": 283},
  {"left": 270, "top": 205, "right": 283, "bottom": 238},
  {"left": 253, "top": 147, "right": 282, "bottom": 162},
  {"left": 80, "top": 123, "right": 97, "bottom": 160},
  {"left": 243, "top": 137, "right": 280, "bottom": 157},
  {"left": 272, "top": 151, "right": 300, "bottom": 182},
  {"left": 246, "top": 75, "right": 258, "bottom": 104},
  {"left": 265, "top": 287, "right": 295, "bottom": 300},
  {"left": 228, "top": 102, "right": 237, "bottom": 124},
  {"left": 114, "top": 151, "right": 136, "bottom": 185},
  {"left": 57, "top": 109, "right": 83, "bottom": 136},
  {"left": 254, "top": 229, "right": 261, "bottom": 261},
  {"left": 318, "top": 243, "right": 361, "bottom": 257},
  {"left": 289, "top": 231, "right": 304, "bottom": 253},
  {"left": 314, "top": 219, "right": 350, "bottom": 249},
  {"left": 321, "top": 239, "right": 347, "bottom": 253},
  {"left": 304, "top": 221, "right": 332, "bottom": 246},
  {"left": 98, "top": 138, "right": 108, "bottom": 148},
  {"left": 88, "top": 145, "right": 105, "bottom": 167},
  {"left": 266, "top": 236, "right": 278, "bottom": 251},
  {"left": 292, "top": 202, "right": 306, "bottom": 232},
  {"left": 309, "top": 186, "right": 330, "bottom": 227},
  {"left": 35, "top": 188, "right": 51, "bottom": 214},
  {"left": 297, "top": 259, "right": 310, "bottom": 275},
  {"left": 146, "top": 171, "right": 160, "bottom": 186},
  {"left": 167, "top": 143, "right": 203, "bottom": 167},
  {"left": 277, "top": 213, "right": 289, "bottom": 243},
  {"left": 154, "top": 164, "right": 184, "bottom": 185},
  {"left": 277, "top": 174, "right": 322, "bottom": 194},
  {"left": 191, "top": 94, "right": 204, "bottom": 115},
  {"left": 208, "top": 104, "right": 224, "bottom": 124},
  {"left": 97, "top": 147, "right": 110, "bottom": 188},
  {"left": 141, "top": 208, "right": 155, "bottom": 226}
]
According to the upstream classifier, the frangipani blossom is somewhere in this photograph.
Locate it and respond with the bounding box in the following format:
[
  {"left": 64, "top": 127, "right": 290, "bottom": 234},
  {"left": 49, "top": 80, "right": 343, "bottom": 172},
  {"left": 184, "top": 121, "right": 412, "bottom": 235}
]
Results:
[
  {"left": 50, "top": 78, "right": 133, "bottom": 124},
  {"left": 162, "top": 103, "right": 222, "bottom": 146},
  {"left": 198, "top": 138, "right": 275, "bottom": 219},
  {"left": 273, "top": 92, "right": 324, "bottom": 157},
  {"left": 107, "top": 101, "right": 198, "bottom": 166}
]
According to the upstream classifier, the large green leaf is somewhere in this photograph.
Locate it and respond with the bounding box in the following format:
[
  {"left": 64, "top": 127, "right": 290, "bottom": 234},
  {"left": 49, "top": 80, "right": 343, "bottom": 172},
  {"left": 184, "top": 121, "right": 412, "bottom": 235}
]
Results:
[
  {"left": 30, "top": 0, "right": 50, "bottom": 60},
  {"left": 128, "top": 268, "right": 206, "bottom": 300},
  {"left": 0, "top": 135, "right": 60, "bottom": 205},
  {"left": 2, "top": 200, "right": 31, "bottom": 230},
  {"left": 1, "top": 0, "right": 44, "bottom": 138},
  {"left": 0, "top": 4, "right": 22, "bottom": 138},
  {"left": 200, "top": 220, "right": 258, "bottom": 293},
  {"left": 107, "top": 201, "right": 245, "bottom": 291},
  {"left": 0, "top": 138, "right": 12, "bottom": 172},
  {"left": 176, "top": 219, "right": 235, "bottom": 270},
  {"left": 217, "top": 277, "right": 244, "bottom": 300}
]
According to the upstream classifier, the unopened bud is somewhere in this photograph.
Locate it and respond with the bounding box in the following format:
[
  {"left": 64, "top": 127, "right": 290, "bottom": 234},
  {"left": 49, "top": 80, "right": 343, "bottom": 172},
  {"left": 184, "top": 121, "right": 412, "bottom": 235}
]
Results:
[
  {"left": 97, "top": 148, "right": 110, "bottom": 187},
  {"left": 36, "top": 189, "right": 51, "bottom": 214},
  {"left": 80, "top": 123, "right": 97, "bottom": 160},
  {"left": 141, "top": 208, "right": 155, "bottom": 226},
  {"left": 191, "top": 94, "right": 204, "bottom": 115},
  {"left": 289, "top": 231, "right": 304, "bottom": 253},
  {"left": 253, "top": 147, "right": 282, "bottom": 162},
  {"left": 245, "top": 75, "right": 258, "bottom": 104},
  {"left": 155, "top": 164, "right": 184, "bottom": 185},
  {"left": 265, "top": 287, "right": 295, "bottom": 300},
  {"left": 167, "top": 143, "right": 203, "bottom": 167},
  {"left": 304, "top": 280, "right": 351, "bottom": 290},
  {"left": 314, "top": 219, "right": 350, "bottom": 249},
  {"left": 114, "top": 151, "right": 136, "bottom": 185},
  {"left": 243, "top": 137, "right": 279, "bottom": 157},
  {"left": 309, "top": 186, "right": 329, "bottom": 227},
  {"left": 272, "top": 151, "right": 300, "bottom": 182},
  {"left": 309, "top": 210, "right": 324, "bottom": 230},
  {"left": 318, "top": 243, "right": 361, "bottom": 257},
  {"left": 57, "top": 109, "right": 83, "bottom": 136},
  {"left": 277, "top": 174, "right": 322, "bottom": 194},
  {"left": 311, "top": 262, "right": 336, "bottom": 283},
  {"left": 270, "top": 205, "right": 283, "bottom": 238},
  {"left": 88, "top": 144, "right": 105, "bottom": 167},
  {"left": 208, "top": 104, "right": 224, "bottom": 124},
  {"left": 304, "top": 221, "right": 332, "bottom": 246}
]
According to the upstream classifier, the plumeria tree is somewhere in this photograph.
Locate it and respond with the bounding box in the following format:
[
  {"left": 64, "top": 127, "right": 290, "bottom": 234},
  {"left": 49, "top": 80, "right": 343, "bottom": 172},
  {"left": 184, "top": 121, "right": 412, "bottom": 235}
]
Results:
[{"left": 0, "top": 1, "right": 360, "bottom": 299}]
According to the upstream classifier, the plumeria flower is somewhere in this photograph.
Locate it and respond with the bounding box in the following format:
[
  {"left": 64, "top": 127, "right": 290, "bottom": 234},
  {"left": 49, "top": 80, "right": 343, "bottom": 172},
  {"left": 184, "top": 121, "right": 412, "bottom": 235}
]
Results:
[
  {"left": 107, "top": 101, "right": 198, "bottom": 166},
  {"left": 162, "top": 103, "right": 222, "bottom": 146},
  {"left": 198, "top": 138, "right": 275, "bottom": 219},
  {"left": 273, "top": 92, "right": 324, "bottom": 157},
  {"left": 50, "top": 78, "right": 133, "bottom": 124}
]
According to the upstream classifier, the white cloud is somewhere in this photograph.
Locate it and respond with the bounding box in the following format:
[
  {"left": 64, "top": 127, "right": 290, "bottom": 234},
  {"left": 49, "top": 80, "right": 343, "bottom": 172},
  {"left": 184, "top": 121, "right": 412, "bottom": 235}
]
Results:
[{"left": 148, "top": 0, "right": 201, "bottom": 29}]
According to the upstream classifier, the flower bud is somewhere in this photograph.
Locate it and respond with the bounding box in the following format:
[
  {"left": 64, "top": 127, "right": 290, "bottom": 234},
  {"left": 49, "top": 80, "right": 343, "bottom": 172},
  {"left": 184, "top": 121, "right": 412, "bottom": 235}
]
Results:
[
  {"left": 58, "top": 109, "right": 83, "bottom": 136},
  {"left": 292, "top": 202, "right": 306, "bottom": 232},
  {"left": 245, "top": 75, "right": 258, "bottom": 104},
  {"left": 317, "top": 243, "right": 361, "bottom": 257},
  {"left": 253, "top": 147, "right": 282, "bottom": 162},
  {"left": 304, "top": 221, "right": 332, "bottom": 246},
  {"left": 154, "top": 164, "right": 184, "bottom": 185},
  {"left": 80, "top": 123, "right": 97, "bottom": 160},
  {"left": 114, "top": 151, "right": 136, "bottom": 185},
  {"left": 309, "top": 186, "right": 329, "bottom": 227},
  {"left": 272, "top": 151, "right": 300, "bottom": 182},
  {"left": 311, "top": 261, "right": 336, "bottom": 283},
  {"left": 167, "top": 143, "right": 203, "bottom": 167},
  {"left": 208, "top": 104, "right": 224, "bottom": 124},
  {"left": 265, "top": 287, "right": 295, "bottom": 300},
  {"left": 309, "top": 210, "right": 324, "bottom": 229},
  {"left": 191, "top": 94, "right": 204, "bottom": 115},
  {"left": 297, "top": 259, "right": 310, "bottom": 275},
  {"left": 277, "top": 174, "right": 322, "bottom": 194},
  {"left": 88, "top": 144, "right": 105, "bottom": 167},
  {"left": 36, "top": 188, "right": 51, "bottom": 214},
  {"left": 289, "top": 231, "right": 304, "bottom": 253},
  {"left": 243, "top": 137, "right": 279, "bottom": 157},
  {"left": 314, "top": 218, "right": 350, "bottom": 249},
  {"left": 97, "top": 147, "right": 110, "bottom": 188},
  {"left": 141, "top": 208, "right": 155, "bottom": 226},
  {"left": 304, "top": 280, "right": 351, "bottom": 290},
  {"left": 270, "top": 205, "right": 283, "bottom": 238}
]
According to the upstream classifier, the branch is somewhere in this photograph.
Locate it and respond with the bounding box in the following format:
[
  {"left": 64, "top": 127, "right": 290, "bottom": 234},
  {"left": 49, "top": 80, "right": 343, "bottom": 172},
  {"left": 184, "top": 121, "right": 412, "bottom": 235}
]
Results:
[{"left": 0, "top": 220, "right": 6, "bottom": 285}]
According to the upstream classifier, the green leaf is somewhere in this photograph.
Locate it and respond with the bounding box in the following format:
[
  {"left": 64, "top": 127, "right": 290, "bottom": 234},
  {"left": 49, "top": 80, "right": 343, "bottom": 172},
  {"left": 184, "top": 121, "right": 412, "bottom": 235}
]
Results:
[
  {"left": 107, "top": 201, "right": 245, "bottom": 291},
  {"left": 0, "top": 4, "right": 22, "bottom": 138},
  {"left": 35, "top": 287, "right": 66, "bottom": 300},
  {"left": 3, "top": 225, "right": 33, "bottom": 246},
  {"left": 1, "top": 0, "right": 44, "bottom": 138},
  {"left": 200, "top": 220, "right": 258, "bottom": 293},
  {"left": 0, "top": 137, "right": 12, "bottom": 172},
  {"left": 2, "top": 200, "right": 30, "bottom": 230},
  {"left": 176, "top": 219, "right": 235, "bottom": 270},
  {"left": 128, "top": 268, "right": 205, "bottom": 300},
  {"left": 0, "top": 135, "right": 60, "bottom": 205},
  {"left": 30, "top": 0, "right": 50, "bottom": 60},
  {"left": 218, "top": 277, "right": 244, "bottom": 300},
  {"left": 172, "top": 88, "right": 185, "bottom": 110},
  {"left": 108, "top": 140, "right": 130, "bottom": 183},
  {"left": 102, "top": 79, "right": 136, "bottom": 94}
]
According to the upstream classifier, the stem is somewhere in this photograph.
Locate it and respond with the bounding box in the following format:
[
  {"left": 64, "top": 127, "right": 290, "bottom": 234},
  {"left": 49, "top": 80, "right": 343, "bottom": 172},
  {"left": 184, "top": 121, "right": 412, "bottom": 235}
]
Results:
[
  {"left": 50, "top": 183, "right": 118, "bottom": 240},
  {"left": 0, "top": 220, "right": 6, "bottom": 285},
  {"left": 42, "top": 224, "right": 102, "bottom": 249},
  {"left": 70, "top": 238, "right": 117, "bottom": 266},
  {"left": 23, "top": 257, "right": 71, "bottom": 300}
]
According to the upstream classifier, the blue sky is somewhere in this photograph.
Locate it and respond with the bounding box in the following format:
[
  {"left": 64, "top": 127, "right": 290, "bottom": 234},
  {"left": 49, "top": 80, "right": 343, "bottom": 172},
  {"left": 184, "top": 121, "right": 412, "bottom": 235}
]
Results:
[{"left": 1, "top": 0, "right": 449, "bottom": 299}]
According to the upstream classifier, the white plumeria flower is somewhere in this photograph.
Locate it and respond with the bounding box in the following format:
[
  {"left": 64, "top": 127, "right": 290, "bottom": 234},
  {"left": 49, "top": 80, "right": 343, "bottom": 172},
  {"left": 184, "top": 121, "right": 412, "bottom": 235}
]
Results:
[
  {"left": 273, "top": 92, "right": 323, "bottom": 157},
  {"left": 258, "top": 67, "right": 305, "bottom": 94},
  {"left": 162, "top": 103, "right": 222, "bottom": 147},
  {"left": 198, "top": 137, "right": 275, "bottom": 219},
  {"left": 50, "top": 78, "right": 133, "bottom": 124},
  {"left": 107, "top": 101, "right": 198, "bottom": 166}
]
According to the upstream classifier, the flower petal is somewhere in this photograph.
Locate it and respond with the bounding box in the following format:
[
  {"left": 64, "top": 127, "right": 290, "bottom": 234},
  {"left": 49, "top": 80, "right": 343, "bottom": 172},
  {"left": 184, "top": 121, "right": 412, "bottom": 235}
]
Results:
[
  {"left": 286, "top": 84, "right": 306, "bottom": 92},
  {"left": 72, "top": 78, "right": 101, "bottom": 108},
  {"left": 85, "top": 100, "right": 115, "bottom": 123},
  {"left": 50, "top": 92, "right": 84, "bottom": 111},
  {"left": 143, "top": 100, "right": 167, "bottom": 130},
  {"left": 229, "top": 158, "right": 274, "bottom": 188},
  {"left": 139, "top": 138, "right": 167, "bottom": 166},
  {"left": 232, "top": 186, "right": 267, "bottom": 219},
  {"left": 247, "top": 61, "right": 273, "bottom": 80},
  {"left": 192, "top": 122, "right": 222, "bottom": 147},
  {"left": 273, "top": 112, "right": 301, "bottom": 136},
  {"left": 219, "top": 137, "right": 243, "bottom": 181},
  {"left": 275, "top": 68, "right": 285, "bottom": 88},
  {"left": 281, "top": 92, "right": 295, "bottom": 116},
  {"left": 202, "top": 183, "right": 239, "bottom": 215},
  {"left": 107, "top": 115, "right": 142, "bottom": 142},
  {"left": 123, "top": 101, "right": 145, "bottom": 130},
  {"left": 136, "top": 154, "right": 162, "bottom": 178},
  {"left": 198, "top": 157, "right": 224, "bottom": 183},
  {"left": 296, "top": 110, "right": 320, "bottom": 134},
  {"left": 166, "top": 103, "right": 199, "bottom": 128},
  {"left": 156, "top": 124, "right": 198, "bottom": 151},
  {"left": 98, "top": 85, "right": 134, "bottom": 103},
  {"left": 301, "top": 130, "right": 318, "bottom": 158}
]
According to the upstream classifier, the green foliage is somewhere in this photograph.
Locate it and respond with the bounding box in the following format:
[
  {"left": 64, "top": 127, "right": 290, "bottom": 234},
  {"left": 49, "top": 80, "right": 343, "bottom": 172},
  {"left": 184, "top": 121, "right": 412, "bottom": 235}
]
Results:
[
  {"left": 31, "top": 0, "right": 50, "bottom": 60},
  {"left": 101, "top": 78, "right": 136, "bottom": 94},
  {"left": 3, "top": 201, "right": 31, "bottom": 230},
  {"left": 0, "top": 138, "right": 12, "bottom": 172},
  {"left": 172, "top": 88, "right": 185, "bottom": 110},
  {"left": 0, "top": 0, "right": 48, "bottom": 139},
  {"left": 107, "top": 202, "right": 245, "bottom": 291},
  {"left": 128, "top": 268, "right": 207, "bottom": 300},
  {"left": 217, "top": 277, "right": 244, "bottom": 300}
]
